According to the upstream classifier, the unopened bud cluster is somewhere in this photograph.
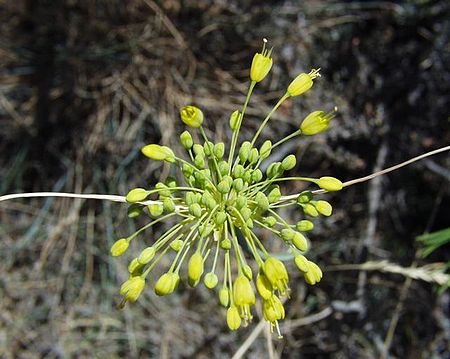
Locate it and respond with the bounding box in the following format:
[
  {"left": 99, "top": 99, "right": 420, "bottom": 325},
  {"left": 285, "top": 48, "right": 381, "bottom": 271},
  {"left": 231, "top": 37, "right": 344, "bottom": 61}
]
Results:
[{"left": 111, "top": 40, "right": 343, "bottom": 336}]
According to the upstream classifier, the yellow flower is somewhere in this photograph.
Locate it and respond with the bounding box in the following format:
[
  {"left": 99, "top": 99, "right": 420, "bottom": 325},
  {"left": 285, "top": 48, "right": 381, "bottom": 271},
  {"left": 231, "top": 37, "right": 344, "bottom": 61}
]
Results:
[
  {"left": 141, "top": 144, "right": 175, "bottom": 162},
  {"left": 263, "top": 257, "right": 289, "bottom": 295},
  {"left": 227, "top": 306, "right": 241, "bottom": 331},
  {"left": 250, "top": 38, "right": 273, "bottom": 82},
  {"left": 180, "top": 105, "right": 204, "bottom": 128},
  {"left": 314, "top": 200, "right": 332, "bottom": 216},
  {"left": 300, "top": 110, "right": 335, "bottom": 135},
  {"left": 287, "top": 69, "right": 321, "bottom": 97},
  {"left": 120, "top": 276, "right": 145, "bottom": 302},
  {"left": 304, "top": 261, "right": 323, "bottom": 285},
  {"left": 154, "top": 272, "right": 179, "bottom": 296},
  {"left": 110, "top": 238, "right": 129, "bottom": 257},
  {"left": 188, "top": 252, "right": 204, "bottom": 286}
]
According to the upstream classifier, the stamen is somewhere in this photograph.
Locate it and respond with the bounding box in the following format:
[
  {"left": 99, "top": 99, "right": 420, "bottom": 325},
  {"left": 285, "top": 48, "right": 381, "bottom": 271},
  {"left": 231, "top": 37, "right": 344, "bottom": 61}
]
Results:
[{"left": 309, "top": 68, "right": 321, "bottom": 79}]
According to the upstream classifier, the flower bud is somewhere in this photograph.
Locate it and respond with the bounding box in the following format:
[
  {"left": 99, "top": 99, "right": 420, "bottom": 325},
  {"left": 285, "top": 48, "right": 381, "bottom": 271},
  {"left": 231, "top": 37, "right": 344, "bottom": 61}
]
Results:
[
  {"left": 281, "top": 154, "right": 296, "bottom": 171},
  {"left": 217, "top": 179, "right": 231, "bottom": 194},
  {"left": 296, "top": 220, "right": 314, "bottom": 232},
  {"left": 215, "top": 211, "right": 227, "bottom": 225},
  {"left": 120, "top": 276, "right": 145, "bottom": 302},
  {"left": 194, "top": 154, "right": 206, "bottom": 169},
  {"left": 110, "top": 238, "right": 129, "bottom": 257},
  {"left": 127, "top": 204, "right": 143, "bottom": 218},
  {"left": 263, "top": 257, "right": 289, "bottom": 294},
  {"left": 317, "top": 176, "right": 343, "bottom": 191},
  {"left": 128, "top": 258, "right": 142, "bottom": 275},
  {"left": 251, "top": 169, "right": 263, "bottom": 182},
  {"left": 256, "top": 272, "right": 273, "bottom": 299},
  {"left": 163, "top": 198, "right": 176, "bottom": 213},
  {"left": 297, "top": 191, "right": 313, "bottom": 204},
  {"left": 219, "top": 287, "right": 230, "bottom": 307},
  {"left": 259, "top": 140, "right": 272, "bottom": 159},
  {"left": 193, "top": 144, "right": 204, "bottom": 157},
  {"left": 203, "top": 141, "right": 214, "bottom": 156},
  {"left": 314, "top": 200, "right": 332, "bottom": 216},
  {"left": 141, "top": 144, "right": 175, "bottom": 162},
  {"left": 304, "top": 261, "right": 323, "bottom": 285},
  {"left": 220, "top": 239, "right": 231, "bottom": 250},
  {"left": 154, "top": 272, "right": 178, "bottom": 296},
  {"left": 148, "top": 203, "right": 164, "bottom": 217},
  {"left": 180, "top": 130, "right": 193, "bottom": 149},
  {"left": 214, "top": 142, "right": 225, "bottom": 159},
  {"left": 227, "top": 306, "right": 241, "bottom": 330},
  {"left": 204, "top": 272, "right": 218, "bottom": 289},
  {"left": 280, "top": 229, "right": 295, "bottom": 241},
  {"left": 242, "top": 264, "right": 253, "bottom": 280},
  {"left": 236, "top": 195, "right": 247, "bottom": 209},
  {"left": 263, "top": 216, "right": 277, "bottom": 227},
  {"left": 229, "top": 110, "right": 241, "bottom": 131},
  {"left": 292, "top": 232, "right": 308, "bottom": 251},
  {"left": 248, "top": 148, "right": 259, "bottom": 164},
  {"left": 233, "top": 164, "right": 245, "bottom": 178},
  {"left": 233, "top": 178, "right": 244, "bottom": 192},
  {"left": 180, "top": 105, "right": 204, "bottom": 128},
  {"left": 233, "top": 275, "right": 255, "bottom": 306},
  {"left": 267, "top": 186, "right": 281, "bottom": 203},
  {"left": 170, "top": 239, "right": 183, "bottom": 251},
  {"left": 287, "top": 69, "right": 320, "bottom": 97},
  {"left": 188, "top": 252, "right": 204, "bottom": 286},
  {"left": 240, "top": 207, "right": 252, "bottom": 221},
  {"left": 238, "top": 141, "right": 252, "bottom": 164},
  {"left": 300, "top": 110, "right": 334, "bottom": 135},
  {"left": 250, "top": 40, "right": 273, "bottom": 83},
  {"left": 294, "top": 254, "right": 309, "bottom": 273},
  {"left": 218, "top": 161, "right": 230, "bottom": 176},
  {"left": 126, "top": 188, "right": 149, "bottom": 203},
  {"left": 189, "top": 203, "right": 202, "bottom": 217},
  {"left": 302, "top": 203, "right": 319, "bottom": 217},
  {"left": 255, "top": 192, "right": 269, "bottom": 211},
  {"left": 138, "top": 246, "right": 156, "bottom": 264}
]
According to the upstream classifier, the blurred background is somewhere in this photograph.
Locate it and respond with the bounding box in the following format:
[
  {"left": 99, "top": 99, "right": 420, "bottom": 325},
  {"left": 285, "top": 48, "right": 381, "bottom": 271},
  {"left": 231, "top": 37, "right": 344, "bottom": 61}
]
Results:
[{"left": 1, "top": 0, "right": 449, "bottom": 358}]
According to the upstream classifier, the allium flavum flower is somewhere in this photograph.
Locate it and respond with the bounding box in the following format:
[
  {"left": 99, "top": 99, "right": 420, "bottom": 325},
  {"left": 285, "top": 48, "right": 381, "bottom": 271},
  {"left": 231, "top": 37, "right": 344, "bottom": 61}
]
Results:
[{"left": 111, "top": 40, "right": 343, "bottom": 337}]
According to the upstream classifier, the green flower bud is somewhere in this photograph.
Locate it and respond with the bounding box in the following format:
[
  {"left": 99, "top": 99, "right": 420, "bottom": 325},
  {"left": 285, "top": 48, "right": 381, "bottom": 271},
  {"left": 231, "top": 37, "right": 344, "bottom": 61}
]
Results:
[
  {"left": 242, "top": 264, "right": 253, "bottom": 280},
  {"left": 236, "top": 195, "right": 247, "bottom": 209},
  {"left": 229, "top": 110, "right": 241, "bottom": 131},
  {"left": 294, "top": 254, "right": 309, "bottom": 273},
  {"left": 287, "top": 69, "right": 320, "bottom": 97},
  {"left": 120, "top": 276, "right": 145, "bottom": 302},
  {"left": 128, "top": 258, "right": 143, "bottom": 275},
  {"left": 126, "top": 188, "right": 149, "bottom": 203},
  {"left": 165, "top": 176, "right": 177, "bottom": 188},
  {"left": 182, "top": 163, "right": 194, "bottom": 177},
  {"left": 217, "top": 179, "right": 231, "bottom": 194},
  {"left": 154, "top": 272, "right": 178, "bottom": 296},
  {"left": 189, "top": 203, "right": 202, "bottom": 217},
  {"left": 227, "top": 306, "right": 241, "bottom": 330},
  {"left": 214, "top": 142, "right": 225, "bottom": 159},
  {"left": 292, "top": 232, "right": 308, "bottom": 251},
  {"left": 194, "top": 154, "right": 206, "bottom": 168},
  {"left": 163, "top": 198, "right": 176, "bottom": 213},
  {"left": 215, "top": 211, "right": 227, "bottom": 225},
  {"left": 238, "top": 141, "right": 252, "bottom": 164},
  {"left": 127, "top": 204, "right": 143, "bottom": 218},
  {"left": 251, "top": 169, "right": 263, "bottom": 183},
  {"left": 155, "top": 183, "right": 171, "bottom": 198},
  {"left": 148, "top": 203, "right": 164, "bottom": 217},
  {"left": 233, "top": 178, "right": 244, "bottom": 192},
  {"left": 259, "top": 140, "right": 272, "bottom": 159},
  {"left": 280, "top": 229, "right": 295, "bottom": 241},
  {"left": 193, "top": 144, "right": 204, "bottom": 157},
  {"left": 185, "top": 192, "right": 196, "bottom": 206},
  {"left": 204, "top": 272, "right": 218, "bottom": 289},
  {"left": 203, "top": 141, "right": 214, "bottom": 156},
  {"left": 180, "top": 130, "right": 193, "bottom": 149},
  {"left": 188, "top": 252, "right": 204, "bottom": 286},
  {"left": 317, "top": 176, "right": 343, "bottom": 191},
  {"left": 180, "top": 105, "right": 204, "bottom": 128},
  {"left": 297, "top": 190, "right": 313, "bottom": 204},
  {"left": 296, "top": 220, "right": 314, "bottom": 232},
  {"left": 314, "top": 200, "right": 332, "bottom": 216},
  {"left": 243, "top": 169, "right": 252, "bottom": 184},
  {"left": 111, "top": 238, "right": 129, "bottom": 257},
  {"left": 256, "top": 272, "right": 273, "bottom": 299},
  {"left": 199, "top": 223, "right": 214, "bottom": 237},
  {"left": 141, "top": 144, "right": 175, "bottom": 162},
  {"left": 233, "top": 164, "right": 245, "bottom": 178},
  {"left": 170, "top": 239, "right": 183, "bottom": 251},
  {"left": 218, "top": 161, "right": 230, "bottom": 176},
  {"left": 300, "top": 110, "right": 334, "bottom": 136},
  {"left": 263, "top": 216, "right": 277, "bottom": 227},
  {"left": 138, "top": 246, "right": 156, "bottom": 264},
  {"left": 302, "top": 203, "right": 319, "bottom": 217},
  {"left": 246, "top": 218, "right": 254, "bottom": 228},
  {"left": 255, "top": 192, "right": 269, "bottom": 211},
  {"left": 220, "top": 238, "right": 231, "bottom": 250},
  {"left": 266, "top": 162, "right": 282, "bottom": 178},
  {"left": 248, "top": 148, "right": 259, "bottom": 164},
  {"left": 219, "top": 287, "right": 230, "bottom": 307},
  {"left": 240, "top": 207, "right": 252, "bottom": 221},
  {"left": 233, "top": 275, "right": 255, "bottom": 306},
  {"left": 281, "top": 154, "right": 296, "bottom": 171},
  {"left": 250, "top": 43, "right": 273, "bottom": 83},
  {"left": 267, "top": 186, "right": 281, "bottom": 203}
]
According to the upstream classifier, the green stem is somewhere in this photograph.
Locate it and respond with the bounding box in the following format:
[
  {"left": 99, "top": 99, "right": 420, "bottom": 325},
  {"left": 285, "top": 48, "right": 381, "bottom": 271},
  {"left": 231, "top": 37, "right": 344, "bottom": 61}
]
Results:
[{"left": 199, "top": 126, "right": 222, "bottom": 182}]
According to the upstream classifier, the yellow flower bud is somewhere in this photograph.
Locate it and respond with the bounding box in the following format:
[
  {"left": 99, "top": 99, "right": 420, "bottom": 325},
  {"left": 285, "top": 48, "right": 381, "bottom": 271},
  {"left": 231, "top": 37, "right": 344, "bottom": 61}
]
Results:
[
  {"left": 314, "top": 200, "right": 332, "bottom": 216},
  {"left": 233, "top": 275, "right": 255, "bottom": 306},
  {"left": 204, "top": 272, "right": 218, "bottom": 289},
  {"left": 296, "top": 220, "right": 314, "bottom": 232},
  {"left": 141, "top": 144, "right": 175, "bottom": 162},
  {"left": 219, "top": 287, "right": 230, "bottom": 307},
  {"left": 256, "top": 272, "right": 273, "bottom": 299},
  {"left": 294, "top": 254, "right": 309, "bottom": 273},
  {"left": 188, "top": 252, "right": 204, "bottom": 286},
  {"left": 170, "top": 239, "right": 183, "bottom": 251},
  {"left": 126, "top": 188, "right": 149, "bottom": 203},
  {"left": 180, "top": 130, "right": 193, "bottom": 149},
  {"left": 292, "top": 232, "right": 308, "bottom": 252},
  {"left": 242, "top": 265, "right": 253, "bottom": 280},
  {"left": 287, "top": 69, "right": 320, "bottom": 97},
  {"left": 128, "top": 258, "right": 142, "bottom": 275},
  {"left": 304, "top": 261, "right": 323, "bottom": 285},
  {"left": 110, "top": 238, "right": 129, "bottom": 257},
  {"left": 229, "top": 110, "right": 241, "bottom": 131},
  {"left": 302, "top": 203, "right": 319, "bottom": 217},
  {"left": 148, "top": 203, "right": 164, "bottom": 217},
  {"left": 154, "top": 272, "right": 178, "bottom": 296},
  {"left": 138, "top": 246, "right": 156, "bottom": 264},
  {"left": 227, "top": 306, "right": 241, "bottom": 331},
  {"left": 120, "top": 276, "right": 145, "bottom": 302},
  {"left": 317, "top": 176, "right": 343, "bottom": 191},
  {"left": 180, "top": 105, "right": 204, "bottom": 128},
  {"left": 250, "top": 39, "right": 273, "bottom": 82},
  {"left": 300, "top": 110, "right": 335, "bottom": 135}
]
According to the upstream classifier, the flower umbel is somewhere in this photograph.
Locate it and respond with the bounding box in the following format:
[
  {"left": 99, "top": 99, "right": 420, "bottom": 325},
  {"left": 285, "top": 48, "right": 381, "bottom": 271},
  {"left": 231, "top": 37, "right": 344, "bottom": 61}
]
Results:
[{"left": 111, "top": 39, "right": 342, "bottom": 336}]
